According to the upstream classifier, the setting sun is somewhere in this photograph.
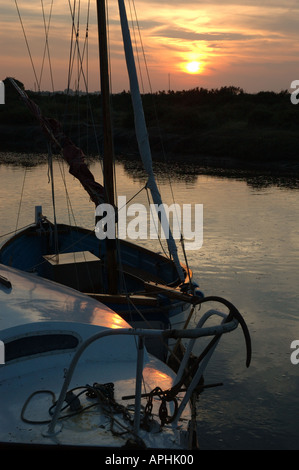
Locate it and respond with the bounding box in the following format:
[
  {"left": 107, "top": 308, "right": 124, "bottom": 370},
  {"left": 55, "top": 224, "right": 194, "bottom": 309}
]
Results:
[{"left": 185, "top": 61, "right": 201, "bottom": 74}]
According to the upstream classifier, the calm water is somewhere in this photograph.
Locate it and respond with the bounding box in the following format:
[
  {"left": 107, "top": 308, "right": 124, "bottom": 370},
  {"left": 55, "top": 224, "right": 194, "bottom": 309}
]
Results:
[{"left": 0, "top": 155, "right": 298, "bottom": 450}]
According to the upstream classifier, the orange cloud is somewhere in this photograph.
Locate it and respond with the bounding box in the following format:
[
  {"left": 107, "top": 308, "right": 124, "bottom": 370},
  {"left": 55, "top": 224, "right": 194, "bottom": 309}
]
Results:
[{"left": 1, "top": 0, "right": 298, "bottom": 93}]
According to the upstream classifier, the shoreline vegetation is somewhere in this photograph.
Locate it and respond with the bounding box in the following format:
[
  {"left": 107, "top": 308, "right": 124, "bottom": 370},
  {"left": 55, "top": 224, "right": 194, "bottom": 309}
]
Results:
[{"left": 1, "top": 78, "right": 299, "bottom": 176}]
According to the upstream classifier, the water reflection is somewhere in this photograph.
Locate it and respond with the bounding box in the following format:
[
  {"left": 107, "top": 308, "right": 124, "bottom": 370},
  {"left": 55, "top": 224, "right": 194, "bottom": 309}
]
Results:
[{"left": 120, "top": 157, "right": 299, "bottom": 190}]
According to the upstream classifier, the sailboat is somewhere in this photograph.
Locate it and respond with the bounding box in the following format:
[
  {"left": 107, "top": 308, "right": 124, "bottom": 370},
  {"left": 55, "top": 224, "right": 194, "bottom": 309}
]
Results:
[{"left": 0, "top": 0, "right": 203, "bottom": 347}]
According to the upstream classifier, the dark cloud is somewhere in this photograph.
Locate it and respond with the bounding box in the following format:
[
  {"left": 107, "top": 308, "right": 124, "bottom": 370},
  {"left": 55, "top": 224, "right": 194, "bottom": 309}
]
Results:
[{"left": 154, "top": 29, "right": 279, "bottom": 42}]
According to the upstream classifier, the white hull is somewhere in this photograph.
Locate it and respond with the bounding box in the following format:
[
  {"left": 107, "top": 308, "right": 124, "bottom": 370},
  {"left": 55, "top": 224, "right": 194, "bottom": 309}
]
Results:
[{"left": 0, "top": 265, "right": 193, "bottom": 449}]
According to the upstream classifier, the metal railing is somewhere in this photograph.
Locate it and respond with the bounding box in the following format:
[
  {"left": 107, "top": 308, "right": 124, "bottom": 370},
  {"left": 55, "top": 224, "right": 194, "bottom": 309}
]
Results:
[{"left": 42, "top": 309, "right": 240, "bottom": 438}]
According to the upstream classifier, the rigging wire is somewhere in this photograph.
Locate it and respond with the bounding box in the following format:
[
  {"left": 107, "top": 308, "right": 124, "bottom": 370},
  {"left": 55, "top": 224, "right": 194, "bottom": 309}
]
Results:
[
  {"left": 128, "top": 0, "right": 145, "bottom": 93},
  {"left": 14, "top": 166, "right": 28, "bottom": 235},
  {"left": 40, "top": 0, "right": 55, "bottom": 92},
  {"left": 0, "top": 223, "right": 36, "bottom": 241},
  {"left": 129, "top": 0, "right": 150, "bottom": 92},
  {"left": 105, "top": 0, "right": 119, "bottom": 212},
  {"left": 47, "top": 143, "right": 59, "bottom": 255},
  {"left": 67, "top": 0, "right": 89, "bottom": 94},
  {"left": 66, "top": 0, "right": 103, "bottom": 169},
  {"left": 67, "top": 0, "right": 76, "bottom": 93},
  {"left": 13, "top": 0, "right": 55, "bottom": 236},
  {"left": 14, "top": 0, "right": 40, "bottom": 91},
  {"left": 14, "top": 0, "right": 55, "bottom": 92},
  {"left": 145, "top": 187, "right": 169, "bottom": 259}
]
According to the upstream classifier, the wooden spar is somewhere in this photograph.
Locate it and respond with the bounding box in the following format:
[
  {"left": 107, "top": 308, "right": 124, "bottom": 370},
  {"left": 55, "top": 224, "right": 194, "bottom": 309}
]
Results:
[
  {"left": 96, "top": 0, "right": 118, "bottom": 294},
  {"left": 144, "top": 281, "right": 200, "bottom": 305}
]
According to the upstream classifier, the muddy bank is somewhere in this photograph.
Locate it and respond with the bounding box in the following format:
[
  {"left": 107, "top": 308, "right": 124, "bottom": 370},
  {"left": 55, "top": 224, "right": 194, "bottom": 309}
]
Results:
[{"left": 1, "top": 122, "right": 299, "bottom": 177}]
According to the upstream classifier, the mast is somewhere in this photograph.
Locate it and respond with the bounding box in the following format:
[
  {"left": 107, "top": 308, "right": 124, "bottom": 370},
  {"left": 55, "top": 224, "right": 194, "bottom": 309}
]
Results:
[
  {"left": 96, "top": 0, "right": 118, "bottom": 294},
  {"left": 117, "top": 0, "right": 185, "bottom": 282}
]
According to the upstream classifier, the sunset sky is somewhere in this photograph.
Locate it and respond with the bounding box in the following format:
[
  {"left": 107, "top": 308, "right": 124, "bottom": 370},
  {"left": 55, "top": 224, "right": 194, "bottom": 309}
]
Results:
[{"left": 1, "top": 0, "right": 299, "bottom": 93}]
